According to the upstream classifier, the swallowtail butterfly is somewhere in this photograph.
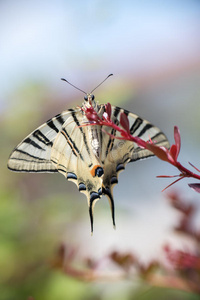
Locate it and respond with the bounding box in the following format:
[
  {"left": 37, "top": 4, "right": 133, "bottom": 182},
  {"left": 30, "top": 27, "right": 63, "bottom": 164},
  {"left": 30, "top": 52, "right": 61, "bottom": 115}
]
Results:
[{"left": 8, "top": 75, "right": 169, "bottom": 233}]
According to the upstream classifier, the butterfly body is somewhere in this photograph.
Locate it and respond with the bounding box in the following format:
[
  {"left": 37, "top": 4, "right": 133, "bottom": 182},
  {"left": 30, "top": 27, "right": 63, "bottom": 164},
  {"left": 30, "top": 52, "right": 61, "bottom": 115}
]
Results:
[{"left": 8, "top": 93, "right": 169, "bottom": 233}]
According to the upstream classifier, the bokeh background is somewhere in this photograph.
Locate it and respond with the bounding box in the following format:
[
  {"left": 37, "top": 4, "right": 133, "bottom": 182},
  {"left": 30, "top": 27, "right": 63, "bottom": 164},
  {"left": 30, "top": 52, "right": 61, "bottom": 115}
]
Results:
[{"left": 1, "top": 0, "right": 200, "bottom": 299}]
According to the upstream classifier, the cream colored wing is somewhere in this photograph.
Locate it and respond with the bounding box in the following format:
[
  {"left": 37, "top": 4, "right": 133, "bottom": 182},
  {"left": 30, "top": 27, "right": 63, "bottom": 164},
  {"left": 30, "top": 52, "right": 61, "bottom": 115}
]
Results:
[
  {"left": 7, "top": 110, "right": 74, "bottom": 172},
  {"left": 50, "top": 110, "right": 104, "bottom": 233},
  {"left": 100, "top": 105, "right": 170, "bottom": 226},
  {"left": 8, "top": 107, "right": 104, "bottom": 233}
]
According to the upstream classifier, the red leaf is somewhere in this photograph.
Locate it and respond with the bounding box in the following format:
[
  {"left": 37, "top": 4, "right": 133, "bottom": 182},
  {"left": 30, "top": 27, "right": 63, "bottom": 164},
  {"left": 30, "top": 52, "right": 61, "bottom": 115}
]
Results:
[
  {"left": 188, "top": 183, "right": 200, "bottom": 193},
  {"left": 145, "top": 143, "right": 171, "bottom": 162},
  {"left": 120, "top": 113, "right": 130, "bottom": 133},
  {"left": 174, "top": 126, "right": 181, "bottom": 159},
  {"left": 106, "top": 103, "right": 112, "bottom": 119},
  {"left": 87, "top": 113, "right": 99, "bottom": 122},
  {"left": 169, "top": 144, "right": 178, "bottom": 161}
]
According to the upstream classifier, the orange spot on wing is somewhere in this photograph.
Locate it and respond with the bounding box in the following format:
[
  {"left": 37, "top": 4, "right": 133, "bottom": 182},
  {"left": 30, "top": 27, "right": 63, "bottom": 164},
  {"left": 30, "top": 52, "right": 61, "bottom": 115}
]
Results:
[{"left": 90, "top": 165, "right": 101, "bottom": 177}]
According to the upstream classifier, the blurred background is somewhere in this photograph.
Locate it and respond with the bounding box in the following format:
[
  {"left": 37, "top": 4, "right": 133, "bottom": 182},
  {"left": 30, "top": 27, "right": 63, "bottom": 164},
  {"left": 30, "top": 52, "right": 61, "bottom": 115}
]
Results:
[{"left": 1, "top": 0, "right": 200, "bottom": 299}]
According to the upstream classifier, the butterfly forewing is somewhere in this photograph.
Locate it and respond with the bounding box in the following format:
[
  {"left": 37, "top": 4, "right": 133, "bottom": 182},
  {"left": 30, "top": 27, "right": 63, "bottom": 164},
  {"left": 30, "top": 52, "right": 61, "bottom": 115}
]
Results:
[
  {"left": 7, "top": 110, "right": 73, "bottom": 172},
  {"left": 127, "top": 109, "right": 169, "bottom": 161}
]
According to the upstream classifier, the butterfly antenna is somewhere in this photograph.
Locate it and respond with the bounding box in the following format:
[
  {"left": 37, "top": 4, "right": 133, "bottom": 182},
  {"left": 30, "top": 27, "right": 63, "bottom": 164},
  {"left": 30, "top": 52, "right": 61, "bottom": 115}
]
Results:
[
  {"left": 61, "top": 78, "right": 87, "bottom": 94},
  {"left": 90, "top": 73, "right": 113, "bottom": 93}
]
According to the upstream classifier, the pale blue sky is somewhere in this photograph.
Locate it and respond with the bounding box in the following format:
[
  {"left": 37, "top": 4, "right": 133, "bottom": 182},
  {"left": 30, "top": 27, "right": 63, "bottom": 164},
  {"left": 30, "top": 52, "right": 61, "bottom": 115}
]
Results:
[{"left": 0, "top": 0, "right": 200, "bottom": 107}]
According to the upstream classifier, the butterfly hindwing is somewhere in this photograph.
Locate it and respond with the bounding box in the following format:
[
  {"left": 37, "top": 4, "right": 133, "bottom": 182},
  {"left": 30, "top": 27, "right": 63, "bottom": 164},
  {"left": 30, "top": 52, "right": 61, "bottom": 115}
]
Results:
[
  {"left": 51, "top": 110, "right": 103, "bottom": 195},
  {"left": 50, "top": 109, "right": 104, "bottom": 231}
]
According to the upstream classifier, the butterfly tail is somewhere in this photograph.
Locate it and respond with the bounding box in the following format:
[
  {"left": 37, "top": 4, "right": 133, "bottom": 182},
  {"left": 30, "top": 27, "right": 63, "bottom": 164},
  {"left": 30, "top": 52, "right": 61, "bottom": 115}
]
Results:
[
  {"left": 102, "top": 187, "right": 116, "bottom": 229},
  {"left": 88, "top": 192, "right": 101, "bottom": 235}
]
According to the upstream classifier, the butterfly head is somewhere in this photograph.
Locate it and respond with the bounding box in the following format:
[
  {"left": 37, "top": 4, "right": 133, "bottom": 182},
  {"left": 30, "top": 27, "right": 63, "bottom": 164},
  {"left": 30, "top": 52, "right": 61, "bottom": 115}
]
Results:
[
  {"left": 84, "top": 94, "right": 95, "bottom": 103},
  {"left": 84, "top": 94, "right": 96, "bottom": 107},
  {"left": 61, "top": 74, "right": 113, "bottom": 108},
  {"left": 83, "top": 74, "right": 113, "bottom": 106}
]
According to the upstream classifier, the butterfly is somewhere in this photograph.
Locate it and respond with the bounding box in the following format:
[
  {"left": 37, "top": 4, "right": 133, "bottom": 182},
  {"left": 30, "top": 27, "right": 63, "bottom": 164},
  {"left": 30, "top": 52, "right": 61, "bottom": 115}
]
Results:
[{"left": 7, "top": 75, "right": 169, "bottom": 233}]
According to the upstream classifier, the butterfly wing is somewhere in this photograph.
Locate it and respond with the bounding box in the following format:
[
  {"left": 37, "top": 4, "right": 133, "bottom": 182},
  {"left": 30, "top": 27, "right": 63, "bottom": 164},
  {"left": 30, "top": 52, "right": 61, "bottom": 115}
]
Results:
[
  {"left": 7, "top": 111, "right": 74, "bottom": 172},
  {"left": 50, "top": 109, "right": 104, "bottom": 232},
  {"left": 8, "top": 107, "right": 103, "bottom": 232},
  {"left": 101, "top": 105, "right": 170, "bottom": 225},
  {"left": 8, "top": 101, "right": 169, "bottom": 233}
]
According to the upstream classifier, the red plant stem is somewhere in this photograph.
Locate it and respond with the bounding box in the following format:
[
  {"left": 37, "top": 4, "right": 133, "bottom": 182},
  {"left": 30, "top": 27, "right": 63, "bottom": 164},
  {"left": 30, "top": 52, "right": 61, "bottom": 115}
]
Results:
[
  {"left": 105, "top": 121, "right": 200, "bottom": 180},
  {"left": 175, "top": 162, "right": 200, "bottom": 180},
  {"left": 84, "top": 112, "right": 200, "bottom": 182}
]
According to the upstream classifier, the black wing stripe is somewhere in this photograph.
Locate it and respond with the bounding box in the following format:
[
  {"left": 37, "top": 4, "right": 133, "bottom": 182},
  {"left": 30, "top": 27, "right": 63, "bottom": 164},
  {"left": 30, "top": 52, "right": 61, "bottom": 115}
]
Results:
[
  {"left": 123, "top": 109, "right": 129, "bottom": 116},
  {"left": 57, "top": 168, "right": 66, "bottom": 173},
  {"left": 150, "top": 131, "right": 168, "bottom": 142},
  {"left": 47, "top": 119, "right": 59, "bottom": 133},
  {"left": 56, "top": 114, "right": 66, "bottom": 125},
  {"left": 58, "top": 163, "right": 67, "bottom": 170},
  {"left": 138, "top": 123, "right": 153, "bottom": 137},
  {"left": 130, "top": 153, "right": 154, "bottom": 162},
  {"left": 129, "top": 145, "right": 135, "bottom": 152},
  {"left": 9, "top": 157, "right": 48, "bottom": 164},
  {"left": 123, "top": 155, "right": 130, "bottom": 164},
  {"left": 23, "top": 138, "right": 44, "bottom": 150},
  {"left": 61, "top": 130, "right": 77, "bottom": 157},
  {"left": 71, "top": 111, "right": 91, "bottom": 155},
  {"left": 105, "top": 127, "right": 115, "bottom": 156},
  {"left": 105, "top": 106, "right": 121, "bottom": 156},
  {"left": 33, "top": 129, "right": 53, "bottom": 146},
  {"left": 8, "top": 166, "right": 57, "bottom": 173},
  {"left": 12, "top": 149, "right": 47, "bottom": 161},
  {"left": 61, "top": 128, "right": 84, "bottom": 160},
  {"left": 109, "top": 108, "right": 121, "bottom": 152},
  {"left": 130, "top": 117, "right": 143, "bottom": 134},
  {"left": 113, "top": 106, "right": 120, "bottom": 118}
]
